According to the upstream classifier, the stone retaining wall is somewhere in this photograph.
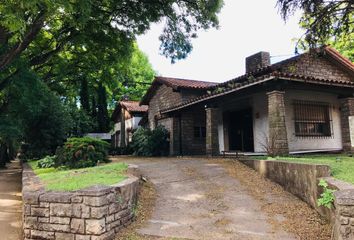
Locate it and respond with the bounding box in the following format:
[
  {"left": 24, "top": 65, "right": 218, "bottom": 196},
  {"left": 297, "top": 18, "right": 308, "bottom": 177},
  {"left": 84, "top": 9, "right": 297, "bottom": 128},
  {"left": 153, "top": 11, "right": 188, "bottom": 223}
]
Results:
[
  {"left": 22, "top": 164, "right": 140, "bottom": 240},
  {"left": 239, "top": 159, "right": 354, "bottom": 240}
]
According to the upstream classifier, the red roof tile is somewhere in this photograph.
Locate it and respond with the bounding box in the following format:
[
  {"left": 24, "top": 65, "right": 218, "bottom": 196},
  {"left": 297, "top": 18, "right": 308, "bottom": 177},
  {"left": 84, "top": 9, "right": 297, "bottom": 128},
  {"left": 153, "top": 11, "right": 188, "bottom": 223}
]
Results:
[
  {"left": 120, "top": 100, "right": 148, "bottom": 113},
  {"left": 140, "top": 76, "right": 217, "bottom": 105},
  {"left": 155, "top": 76, "right": 218, "bottom": 90}
]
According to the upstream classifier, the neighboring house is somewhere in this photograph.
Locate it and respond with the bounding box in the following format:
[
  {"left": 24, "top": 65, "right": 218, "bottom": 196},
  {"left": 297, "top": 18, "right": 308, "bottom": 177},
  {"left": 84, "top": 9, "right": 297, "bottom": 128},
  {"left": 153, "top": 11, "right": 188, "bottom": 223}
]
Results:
[
  {"left": 111, "top": 100, "right": 148, "bottom": 148},
  {"left": 142, "top": 46, "right": 354, "bottom": 156}
]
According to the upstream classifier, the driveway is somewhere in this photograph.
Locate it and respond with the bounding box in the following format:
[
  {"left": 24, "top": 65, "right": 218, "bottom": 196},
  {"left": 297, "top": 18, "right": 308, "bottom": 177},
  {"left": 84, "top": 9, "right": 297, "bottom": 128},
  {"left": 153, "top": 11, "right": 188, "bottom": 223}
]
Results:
[
  {"left": 0, "top": 160, "right": 23, "bottom": 240},
  {"left": 111, "top": 157, "right": 331, "bottom": 240}
]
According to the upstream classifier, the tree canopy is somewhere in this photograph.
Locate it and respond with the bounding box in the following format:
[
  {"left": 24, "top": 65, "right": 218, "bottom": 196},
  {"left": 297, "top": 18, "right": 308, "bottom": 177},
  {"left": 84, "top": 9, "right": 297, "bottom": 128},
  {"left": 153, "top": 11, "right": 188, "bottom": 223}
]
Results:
[
  {"left": 0, "top": 0, "right": 223, "bottom": 74},
  {"left": 277, "top": 0, "right": 353, "bottom": 48}
]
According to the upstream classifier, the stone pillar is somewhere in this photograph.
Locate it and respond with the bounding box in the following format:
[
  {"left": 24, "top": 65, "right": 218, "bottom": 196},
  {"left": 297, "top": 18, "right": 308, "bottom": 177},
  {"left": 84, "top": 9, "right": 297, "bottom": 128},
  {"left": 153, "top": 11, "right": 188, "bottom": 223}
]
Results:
[
  {"left": 340, "top": 97, "right": 354, "bottom": 152},
  {"left": 206, "top": 108, "right": 220, "bottom": 156},
  {"left": 120, "top": 108, "right": 126, "bottom": 147},
  {"left": 267, "top": 91, "right": 289, "bottom": 155},
  {"left": 170, "top": 116, "right": 181, "bottom": 155}
]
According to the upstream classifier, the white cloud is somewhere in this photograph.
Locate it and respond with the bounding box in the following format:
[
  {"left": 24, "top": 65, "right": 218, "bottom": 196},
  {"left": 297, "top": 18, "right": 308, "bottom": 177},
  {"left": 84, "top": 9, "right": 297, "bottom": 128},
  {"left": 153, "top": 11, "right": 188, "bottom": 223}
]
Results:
[{"left": 137, "top": 0, "right": 304, "bottom": 83}]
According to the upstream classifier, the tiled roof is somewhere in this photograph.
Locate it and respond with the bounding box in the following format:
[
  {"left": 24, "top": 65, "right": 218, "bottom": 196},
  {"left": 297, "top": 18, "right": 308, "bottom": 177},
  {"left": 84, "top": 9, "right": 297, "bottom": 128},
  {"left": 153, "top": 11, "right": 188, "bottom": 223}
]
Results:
[
  {"left": 120, "top": 100, "right": 148, "bottom": 113},
  {"left": 323, "top": 46, "right": 354, "bottom": 74},
  {"left": 111, "top": 100, "right": 148, "bottom": 120},
  {"left": 140, "top": 76, "right": 217, "bottom": 105},
  {"left": 161, "top": 72, "right": 354, "bottom": 114},
  {"left": 160, "top": 46, "right": 354, "bottom": 114},
  {"left": 155, "top": 76, "right": 218, "bottom": 90}
]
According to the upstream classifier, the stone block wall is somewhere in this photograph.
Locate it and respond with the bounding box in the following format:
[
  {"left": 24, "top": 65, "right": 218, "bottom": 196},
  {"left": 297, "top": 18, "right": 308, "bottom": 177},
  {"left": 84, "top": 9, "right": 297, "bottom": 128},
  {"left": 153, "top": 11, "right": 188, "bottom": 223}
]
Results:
[
  {"left": 239, "top": 159, "right": 354, "bottom": 240},
  {"left": 333, "top": 189, "right": 354, "bottom": 240},
  {"left": 22, "top": 164, "right": 140, "bottom": 240}
]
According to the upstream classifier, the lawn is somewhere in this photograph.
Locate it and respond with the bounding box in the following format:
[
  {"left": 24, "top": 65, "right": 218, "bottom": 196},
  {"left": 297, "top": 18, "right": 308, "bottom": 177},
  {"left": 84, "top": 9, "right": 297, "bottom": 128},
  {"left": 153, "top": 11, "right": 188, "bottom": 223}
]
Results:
[
  {"left": 254, "top": 154, "right": 354, "bottom": 184},
  {"left": 28, "top": 161, "right": 128, "bottom": 191}
]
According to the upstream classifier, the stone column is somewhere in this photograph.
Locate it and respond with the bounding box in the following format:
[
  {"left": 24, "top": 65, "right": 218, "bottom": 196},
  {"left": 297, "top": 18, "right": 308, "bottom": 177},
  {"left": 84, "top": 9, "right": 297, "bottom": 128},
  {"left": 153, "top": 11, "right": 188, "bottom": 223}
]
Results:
[
  {"left": 120, "top": 108, "right": 126, "bottom": 147},
  {"left": 206, "top": 107, "right": 220, "bottom": 156},
  {"left": 267, "top": 91, "right": 289, "bottom": 155},
  {"left": 170, "top": 116, "right": 181, "bottom": 155},
  {"left": 340, "top": 97, "right": 354, "bottom": 152}
]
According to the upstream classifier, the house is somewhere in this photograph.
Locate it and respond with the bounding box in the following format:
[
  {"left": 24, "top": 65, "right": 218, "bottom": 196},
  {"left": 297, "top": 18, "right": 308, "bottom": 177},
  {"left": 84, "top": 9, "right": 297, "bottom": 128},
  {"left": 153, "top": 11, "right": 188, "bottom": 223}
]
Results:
[
  {"left": 141, "top": 46, "right": 354, "bottom": 156},
  {"left": 111, "top": 100, "right": 148, "bottom": 148}
]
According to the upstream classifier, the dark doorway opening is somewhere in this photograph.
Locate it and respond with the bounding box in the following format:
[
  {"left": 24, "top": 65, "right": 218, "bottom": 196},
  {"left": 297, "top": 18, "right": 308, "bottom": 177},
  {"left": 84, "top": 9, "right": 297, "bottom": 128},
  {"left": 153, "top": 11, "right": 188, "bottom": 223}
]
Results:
[{"left": 229, "top": 108, "right": 254, "bottom": 152}]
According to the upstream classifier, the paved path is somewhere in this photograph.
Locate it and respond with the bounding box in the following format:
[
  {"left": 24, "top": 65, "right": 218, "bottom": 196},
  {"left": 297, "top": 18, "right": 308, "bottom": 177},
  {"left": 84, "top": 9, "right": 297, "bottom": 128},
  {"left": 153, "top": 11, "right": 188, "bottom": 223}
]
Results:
[
  {"left": 0, "top": 160, "right": 23, "bottom": 240},
  {"left": 117, "top": 157, "right": 297, "bottom": 240}
]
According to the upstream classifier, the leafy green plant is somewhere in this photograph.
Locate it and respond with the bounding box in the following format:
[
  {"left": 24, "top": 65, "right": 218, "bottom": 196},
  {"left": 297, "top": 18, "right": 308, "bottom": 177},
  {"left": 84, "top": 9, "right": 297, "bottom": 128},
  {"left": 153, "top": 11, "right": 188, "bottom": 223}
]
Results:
[
  {"left": 131, "top": 126, "right": 169, "bottom": 156},
  {"left": 55, "top": 137, "right": 110, "bottom": 169},
  {"left": 37, "top": 155, "right": 56, "bottom": 168},
  {"left": 317, "top": 179, "right": 336, "bottom": 209}
]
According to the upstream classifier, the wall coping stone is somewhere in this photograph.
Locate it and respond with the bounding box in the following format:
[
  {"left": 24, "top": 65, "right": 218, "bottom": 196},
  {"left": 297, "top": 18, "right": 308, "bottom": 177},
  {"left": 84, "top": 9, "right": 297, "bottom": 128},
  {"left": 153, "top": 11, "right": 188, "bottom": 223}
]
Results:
[{"left": 22, "top": 162, "right": 140, "bottom": 240}]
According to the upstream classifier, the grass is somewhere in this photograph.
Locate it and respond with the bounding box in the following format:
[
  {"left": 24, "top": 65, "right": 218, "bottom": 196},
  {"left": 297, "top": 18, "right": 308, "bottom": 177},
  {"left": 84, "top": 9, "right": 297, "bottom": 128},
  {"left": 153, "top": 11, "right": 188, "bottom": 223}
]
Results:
[
  {"left": 28, "top": 161, "right": 128, "bottom": 191},
  {"left": 254, "top": 154, "right": 354, "bottom": 184}
]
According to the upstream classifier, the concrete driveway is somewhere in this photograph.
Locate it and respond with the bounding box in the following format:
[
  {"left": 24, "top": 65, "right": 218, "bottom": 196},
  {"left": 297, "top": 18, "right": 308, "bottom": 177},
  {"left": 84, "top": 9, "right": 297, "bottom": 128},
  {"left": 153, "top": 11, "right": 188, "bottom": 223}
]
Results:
[{"left": 114, "top": 157, "right": 299, "bottom": 240}]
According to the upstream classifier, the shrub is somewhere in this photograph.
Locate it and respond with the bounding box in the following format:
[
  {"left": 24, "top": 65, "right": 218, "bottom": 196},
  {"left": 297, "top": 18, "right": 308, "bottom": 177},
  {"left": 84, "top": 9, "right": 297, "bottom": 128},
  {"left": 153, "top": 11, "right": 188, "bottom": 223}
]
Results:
[
  {"left": 131, "top": 126, "right": 169, "bottom": 156},
  {"left": 55, "top": 137, "right": 110, "bottom": 169},
  {"left": 37, "top": 155, "right": 56, "bottom": 168},
  {"left": 109, "top": 146, "right": 133, "bottom": 156}
]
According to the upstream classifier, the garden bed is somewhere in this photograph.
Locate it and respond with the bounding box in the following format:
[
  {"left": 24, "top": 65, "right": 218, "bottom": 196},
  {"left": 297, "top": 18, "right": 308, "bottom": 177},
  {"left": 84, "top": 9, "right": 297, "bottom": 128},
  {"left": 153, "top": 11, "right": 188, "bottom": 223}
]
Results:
[
  {"left": 254, "top": 154, "right": 354, "bottom": 184},
  {"left": 28, "top": 160, "right": 128, "bottom": 191},
  {"left": 22, "top": 162, "right": 141, "bottom": 240}
]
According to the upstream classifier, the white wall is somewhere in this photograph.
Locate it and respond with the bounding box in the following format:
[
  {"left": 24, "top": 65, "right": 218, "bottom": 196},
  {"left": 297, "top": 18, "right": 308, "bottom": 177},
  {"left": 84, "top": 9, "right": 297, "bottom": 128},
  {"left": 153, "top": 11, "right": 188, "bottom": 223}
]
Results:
[
  {"left": 252, "top": 93, "right": 269, "bottom": 153},
  {"left": 218, "top": 114, "right": 225, "bottom": 152},
  {"left": 284, "top": 90, "right": 342, "bottom": 152}
]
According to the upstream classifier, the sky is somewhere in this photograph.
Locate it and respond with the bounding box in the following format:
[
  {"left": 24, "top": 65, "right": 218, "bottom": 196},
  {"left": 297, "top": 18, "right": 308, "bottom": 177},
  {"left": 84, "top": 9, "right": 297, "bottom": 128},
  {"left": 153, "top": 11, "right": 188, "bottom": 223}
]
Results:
[{"left": 137, "top": 0, "right": 304, "bottom": 83}]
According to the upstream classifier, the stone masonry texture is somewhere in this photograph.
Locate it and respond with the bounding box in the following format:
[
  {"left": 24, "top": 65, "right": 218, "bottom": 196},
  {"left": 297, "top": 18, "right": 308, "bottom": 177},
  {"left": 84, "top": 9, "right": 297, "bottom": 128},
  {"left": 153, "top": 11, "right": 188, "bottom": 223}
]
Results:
[
  {"left": 206, "top": 107, "right": 220, "bottom": 156},
  {"left": 267, "top": 91, "right": 289, "bottom": 155},
  {"left": 22, "top": 164, "right": 140, "bottom": 240},
  {"left": 334, "top": 189, "right": 354, "bottom": 240},
  {"left": 340, "top": 97, "right": 354, "bottom": 152}
]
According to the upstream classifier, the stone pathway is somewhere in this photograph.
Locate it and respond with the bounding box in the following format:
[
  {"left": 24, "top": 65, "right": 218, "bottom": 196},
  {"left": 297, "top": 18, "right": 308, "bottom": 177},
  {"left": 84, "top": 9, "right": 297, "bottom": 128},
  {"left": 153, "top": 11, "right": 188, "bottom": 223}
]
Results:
[
  {"left": 113, "top": 157, "right": 298, "bottom": 240},
  {"left": 0, "top": 160, "right": 23, "bottom": 240}
]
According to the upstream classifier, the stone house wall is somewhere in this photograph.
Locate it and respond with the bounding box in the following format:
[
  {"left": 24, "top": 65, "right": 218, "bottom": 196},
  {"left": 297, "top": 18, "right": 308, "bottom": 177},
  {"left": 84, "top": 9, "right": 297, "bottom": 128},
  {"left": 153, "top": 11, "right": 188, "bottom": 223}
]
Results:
[
  {"left": 148, "top": 85, "right": 182, "bottom": 129},
  {"left": 22, "top": 164, "right": 140, "bottom": 240},
  {"left": 281, "top": 53, "right": 353, "bottom": 82},
  {"left": 180, "top": 108, "right": 206, "bottom": 155}
]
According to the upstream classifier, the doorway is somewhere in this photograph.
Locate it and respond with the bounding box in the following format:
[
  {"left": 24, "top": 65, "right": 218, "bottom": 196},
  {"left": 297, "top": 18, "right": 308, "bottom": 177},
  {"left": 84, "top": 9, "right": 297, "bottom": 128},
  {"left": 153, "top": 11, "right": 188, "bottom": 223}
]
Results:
[{"left": 229, "top": 108, "right": 254, "bottom": 152}]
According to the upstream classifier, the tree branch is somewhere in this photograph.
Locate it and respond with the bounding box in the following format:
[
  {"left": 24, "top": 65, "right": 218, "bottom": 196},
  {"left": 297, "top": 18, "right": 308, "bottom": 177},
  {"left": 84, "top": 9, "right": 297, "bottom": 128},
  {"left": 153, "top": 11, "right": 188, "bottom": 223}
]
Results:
[{"left": 0, "top": 10, "right": 46, "bottom": 71}]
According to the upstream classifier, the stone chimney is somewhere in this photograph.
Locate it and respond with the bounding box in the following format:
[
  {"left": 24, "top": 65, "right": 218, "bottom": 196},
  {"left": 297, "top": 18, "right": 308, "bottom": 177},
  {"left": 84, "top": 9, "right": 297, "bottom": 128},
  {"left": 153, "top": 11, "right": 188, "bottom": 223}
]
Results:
[{"left": 245, "top": 51, "right": 271, "bottom": 73}]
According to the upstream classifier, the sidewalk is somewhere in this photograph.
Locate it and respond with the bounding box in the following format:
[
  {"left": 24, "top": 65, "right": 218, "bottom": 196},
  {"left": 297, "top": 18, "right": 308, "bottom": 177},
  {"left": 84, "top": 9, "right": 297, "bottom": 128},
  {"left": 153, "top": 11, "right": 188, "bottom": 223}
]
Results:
[{"left": 0, "top": 160, "right": 23, "bottom": 240}]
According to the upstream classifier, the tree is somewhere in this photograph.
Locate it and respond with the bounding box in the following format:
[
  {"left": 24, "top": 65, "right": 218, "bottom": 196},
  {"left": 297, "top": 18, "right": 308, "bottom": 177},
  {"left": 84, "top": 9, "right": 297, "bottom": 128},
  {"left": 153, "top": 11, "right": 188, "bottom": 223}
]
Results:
[
  {"left": 0, "top": 68, "right": 72, "bottom": 163},
  {"left": 277, "top": 0, "right": 353, "bottom": 48},
  {"left": 97, "top": 82, "right": 110, "bottom": 132},
  {"left": 0, "top": 0, "right": 223, "bottom": 77}
]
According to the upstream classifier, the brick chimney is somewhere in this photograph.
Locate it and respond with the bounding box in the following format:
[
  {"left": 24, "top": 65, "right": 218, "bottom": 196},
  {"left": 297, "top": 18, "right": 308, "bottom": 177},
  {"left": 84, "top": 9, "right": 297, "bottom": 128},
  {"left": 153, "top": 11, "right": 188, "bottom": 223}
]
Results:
[{"left": 245, "top": 51, "right": 271, "bottom": 73}]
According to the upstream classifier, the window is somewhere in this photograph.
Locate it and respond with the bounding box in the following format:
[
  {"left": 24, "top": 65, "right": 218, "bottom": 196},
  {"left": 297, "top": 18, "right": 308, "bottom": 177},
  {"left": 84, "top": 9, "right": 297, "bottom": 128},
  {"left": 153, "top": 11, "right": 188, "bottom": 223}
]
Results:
[
  {"left": 194, "top": 126, "right": 206, "bottom": 139},
  {"left": 293, "top": 100, "right": 331, "bottom": 137}
]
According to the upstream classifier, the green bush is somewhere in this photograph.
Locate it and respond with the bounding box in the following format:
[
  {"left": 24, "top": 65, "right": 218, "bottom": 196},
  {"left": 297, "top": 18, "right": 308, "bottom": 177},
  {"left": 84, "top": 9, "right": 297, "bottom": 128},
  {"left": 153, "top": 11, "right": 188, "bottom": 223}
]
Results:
[
  {"left": 131, "top": 126, "right": 169, "bottom": 156},
  {"left": 109, "top": 146, "right": 133, "bottom": 156},
  {"left": 37, "top": 156, "right": 56, "bottom": 168},
  {"left": 55, "top": 137, "right": 110, "bottom": 169}
]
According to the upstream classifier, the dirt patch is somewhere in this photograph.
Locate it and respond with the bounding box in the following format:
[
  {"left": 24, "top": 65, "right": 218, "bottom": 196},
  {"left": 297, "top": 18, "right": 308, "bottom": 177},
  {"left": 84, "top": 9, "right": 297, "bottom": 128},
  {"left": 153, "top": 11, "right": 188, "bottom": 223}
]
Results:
[
  {"left": 116, "top": 181, "right": 186, "bottom": 240},
  {"left": 218, "top": 158, "right": 332, "bottom": 240}
]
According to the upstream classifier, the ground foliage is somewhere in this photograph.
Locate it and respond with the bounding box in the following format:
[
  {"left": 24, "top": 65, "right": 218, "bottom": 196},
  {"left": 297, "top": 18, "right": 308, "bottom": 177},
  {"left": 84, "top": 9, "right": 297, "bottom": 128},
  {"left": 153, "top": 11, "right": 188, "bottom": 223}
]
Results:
[
  {"left": 55, "top": 137, "right": 110, "bottom": 169},
  {"left": 131, "top": 126, "right": 170, "bottom": 157}
]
